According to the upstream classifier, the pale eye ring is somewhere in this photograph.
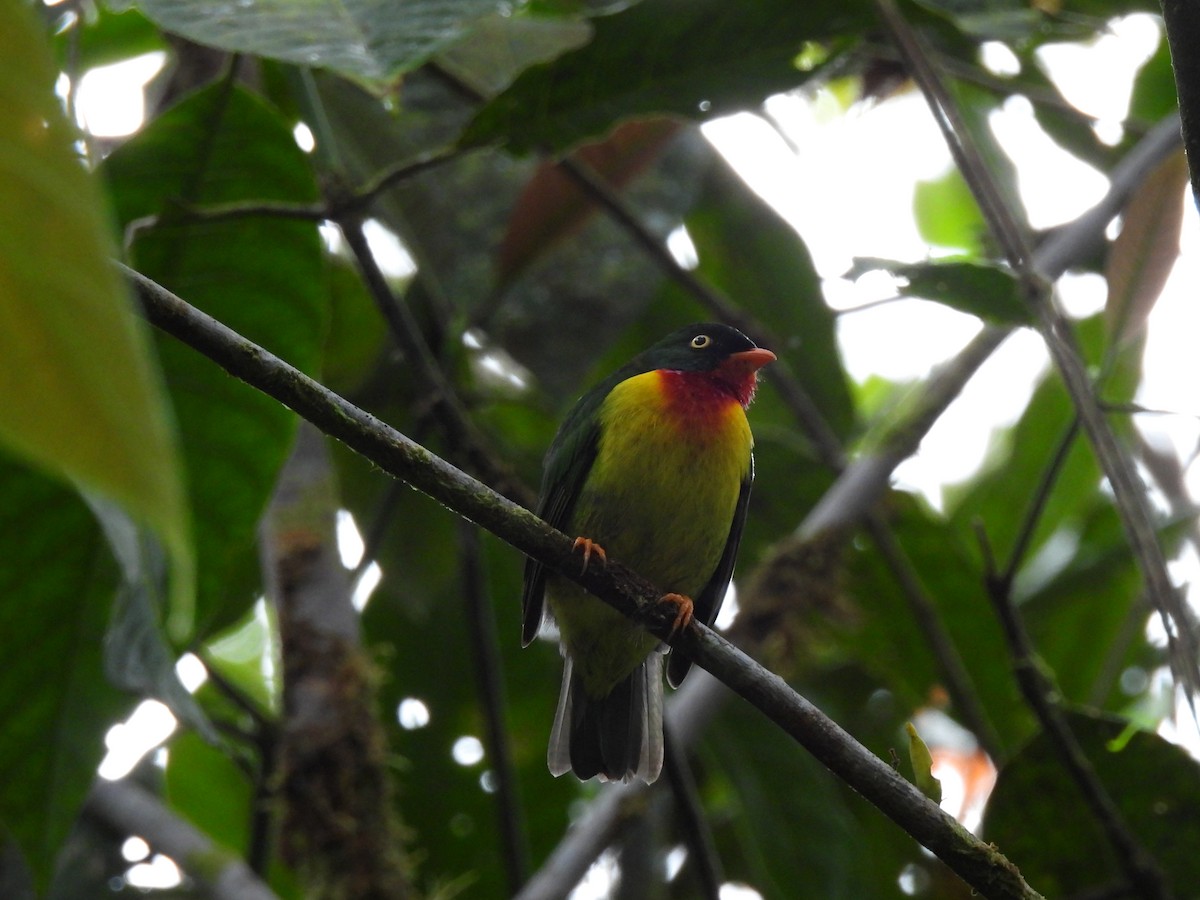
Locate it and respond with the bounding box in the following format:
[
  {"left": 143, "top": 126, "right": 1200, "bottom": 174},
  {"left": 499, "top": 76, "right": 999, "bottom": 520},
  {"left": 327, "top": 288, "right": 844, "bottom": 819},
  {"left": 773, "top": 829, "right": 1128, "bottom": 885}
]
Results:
[{"left": 690, "top": 334, "right": 711, "bottom": 349}]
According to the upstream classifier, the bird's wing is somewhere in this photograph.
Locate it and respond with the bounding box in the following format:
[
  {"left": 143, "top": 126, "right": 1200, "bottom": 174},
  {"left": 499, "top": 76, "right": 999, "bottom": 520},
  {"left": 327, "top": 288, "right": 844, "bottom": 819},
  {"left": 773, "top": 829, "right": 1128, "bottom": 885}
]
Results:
[
  {"left": 666, "top": 458, "right": 754, "bottom": 687},
  {"left": 521, "top": 388, "right": 607, "bottom": 646}
]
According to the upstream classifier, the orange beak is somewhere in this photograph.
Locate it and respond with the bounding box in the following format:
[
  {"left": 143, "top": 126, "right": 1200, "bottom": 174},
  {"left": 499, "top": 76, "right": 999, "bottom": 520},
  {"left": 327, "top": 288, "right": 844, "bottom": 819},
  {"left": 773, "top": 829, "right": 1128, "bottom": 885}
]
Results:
[{"left": 721, "top": 347, "right": 777, "bottom": 378}]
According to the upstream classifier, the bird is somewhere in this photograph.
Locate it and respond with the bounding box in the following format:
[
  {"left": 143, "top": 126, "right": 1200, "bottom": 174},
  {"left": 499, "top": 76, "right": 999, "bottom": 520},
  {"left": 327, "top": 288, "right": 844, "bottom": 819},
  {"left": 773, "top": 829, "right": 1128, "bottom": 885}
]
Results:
[{"left": 522, "top": 323, "right": 775, "bottom": 783}]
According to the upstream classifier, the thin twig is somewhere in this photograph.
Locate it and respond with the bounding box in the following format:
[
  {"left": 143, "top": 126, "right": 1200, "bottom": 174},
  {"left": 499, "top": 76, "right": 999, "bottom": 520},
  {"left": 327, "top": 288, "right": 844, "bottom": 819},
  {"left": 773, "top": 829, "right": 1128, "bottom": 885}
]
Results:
[
  {"left": 127, "top": 265, "right": 1043, "bottom": 900},
  {"left": 459, "top": 522, "right": 531, "bottom": 893},
  {"left": 998, "top": 419, "right": 1081, "bottom": 591},
  {"left": 122, "top": 148, "right": 465, "bottom": 230},
  {"left": 663, "top": 728, "right": 723, "bottom": 900},
  {"left": 874, "top": 0, "right": 1200, "bottom": 706},
  {"left": 978, "top": 528, "right": 1172, "bottom": 900},
  {"left": 86, "top": 779, "right": 281, "bottom": 900},
  {"left": 338, "top": 215, "right": 534, "bottom": 507}
]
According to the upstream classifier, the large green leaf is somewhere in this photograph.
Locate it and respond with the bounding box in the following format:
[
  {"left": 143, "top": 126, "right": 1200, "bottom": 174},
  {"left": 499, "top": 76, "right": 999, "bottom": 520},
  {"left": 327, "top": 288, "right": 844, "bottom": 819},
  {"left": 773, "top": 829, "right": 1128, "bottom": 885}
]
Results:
[
  {"left": 101, "top": 84, "right": 326, "bottom": 639},
  {"left": 0, "top": 0, "right": 193, "bottom": 637},
  {"left": 132, "top": 0, "right": 515, "bottom": 90},
  {"left": 461, "top": 0, "right": 872, "bottom": 153},
  {"left": 849, "top": 257, "right": 1033, "bottom": 326},
  {"left": 983, "top": 711, "right": 1200, "bottom": 896},
  {"left": 0, "top": 455, "right": 129, "bottom": 886}
]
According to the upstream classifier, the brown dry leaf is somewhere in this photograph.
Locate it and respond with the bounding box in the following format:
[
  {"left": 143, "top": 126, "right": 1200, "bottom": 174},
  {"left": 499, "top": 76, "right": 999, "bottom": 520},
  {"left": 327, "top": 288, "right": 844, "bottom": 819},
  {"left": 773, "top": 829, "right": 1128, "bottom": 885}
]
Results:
[
  {"left": 494, "top": 117, "right": 681, "bottom": 286},
  {"left": 1104, "top": 148, "right": 1190, "bottom": 348}
]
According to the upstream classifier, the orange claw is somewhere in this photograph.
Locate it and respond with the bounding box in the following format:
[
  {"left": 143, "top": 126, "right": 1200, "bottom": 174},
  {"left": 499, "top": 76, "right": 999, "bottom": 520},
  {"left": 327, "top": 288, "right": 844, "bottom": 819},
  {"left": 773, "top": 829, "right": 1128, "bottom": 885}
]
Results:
[
  {"left": 572, "top": 537, "right": 607, "bottom": 574},
  {"left": 660, "top": 592, "right": 694, "bottom": 641}
]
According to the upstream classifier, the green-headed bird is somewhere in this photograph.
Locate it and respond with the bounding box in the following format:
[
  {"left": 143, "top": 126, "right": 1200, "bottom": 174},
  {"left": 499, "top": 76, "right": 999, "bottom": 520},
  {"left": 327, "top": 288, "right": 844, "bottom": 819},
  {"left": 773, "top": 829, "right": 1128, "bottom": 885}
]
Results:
[{"left": 522, "top": 323, "right": 775, "bottom": 783}]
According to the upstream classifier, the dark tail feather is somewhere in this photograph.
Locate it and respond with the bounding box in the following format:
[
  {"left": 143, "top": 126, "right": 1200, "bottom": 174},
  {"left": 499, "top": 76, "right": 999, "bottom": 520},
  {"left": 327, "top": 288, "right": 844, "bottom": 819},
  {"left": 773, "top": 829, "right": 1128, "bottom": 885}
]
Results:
[{"left": 548, "top": 656, "right": 664, "bottom": 783}]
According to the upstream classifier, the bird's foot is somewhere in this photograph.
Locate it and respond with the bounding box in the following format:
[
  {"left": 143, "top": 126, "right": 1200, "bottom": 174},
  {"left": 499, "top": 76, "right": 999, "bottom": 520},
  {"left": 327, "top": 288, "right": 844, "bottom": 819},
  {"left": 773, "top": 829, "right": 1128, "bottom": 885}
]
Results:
[
  {"left": 660, "top": 593, "right": 694, "bottom": 641},
  {"left": 571, "top": 536, "right": 607, "bottom": 574}
]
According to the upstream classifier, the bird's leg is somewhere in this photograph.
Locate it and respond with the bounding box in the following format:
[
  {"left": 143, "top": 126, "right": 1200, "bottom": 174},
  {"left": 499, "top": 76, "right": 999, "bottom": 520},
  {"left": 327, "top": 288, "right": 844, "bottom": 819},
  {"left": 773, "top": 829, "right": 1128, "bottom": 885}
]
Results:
[
  {"left": 659, "top": 593, "right": 694, "bottom": 640},
  {"left": 571, "top": 536, "right": 607, "bottom": 574}
]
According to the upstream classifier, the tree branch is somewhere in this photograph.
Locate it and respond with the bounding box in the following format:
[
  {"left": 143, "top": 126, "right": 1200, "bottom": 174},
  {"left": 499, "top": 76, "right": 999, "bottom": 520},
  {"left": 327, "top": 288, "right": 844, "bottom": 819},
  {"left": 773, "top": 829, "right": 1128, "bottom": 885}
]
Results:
[
  {"left": 85, "top": 779, "right": 280, "bottom": 900},
  {"left": 125, "top": 264, "right": 1043, "bottom": 900},
  {"left": 978, "top": 529, "right": 1172, "bottom": 900},
  {"left": 501, "top": 106, "right": 1184, "bottom": 897}
]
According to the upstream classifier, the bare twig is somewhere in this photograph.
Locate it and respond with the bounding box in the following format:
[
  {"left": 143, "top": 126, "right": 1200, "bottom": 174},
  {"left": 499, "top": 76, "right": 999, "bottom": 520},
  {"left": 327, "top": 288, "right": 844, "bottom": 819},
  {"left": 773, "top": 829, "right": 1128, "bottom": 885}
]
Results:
[
  {"left": 663, "top": 729, "right": 723, "bottom": 900},
  {"left": 86, "top": 779, "right": 281, "bottom": 900},
  {"left": 127, "top": 265, "right": 1043, "bottom": 900},
  {"left": 338, "top": 215, "right": 534, "bottom": 507},
  {"left": 977, "top": 527, "right": 1172, "bottom": 900},
  {"left": 459, "top": 522, "right": 531, "bottom": 893}
]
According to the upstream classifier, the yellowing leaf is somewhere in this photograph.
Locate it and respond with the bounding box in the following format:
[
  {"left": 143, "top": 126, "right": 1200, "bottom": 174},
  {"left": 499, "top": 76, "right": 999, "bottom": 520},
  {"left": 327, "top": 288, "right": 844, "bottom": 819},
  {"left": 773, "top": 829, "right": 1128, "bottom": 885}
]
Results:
[{"left": 0, "top": 1, "right": 192, "bottom": 635}]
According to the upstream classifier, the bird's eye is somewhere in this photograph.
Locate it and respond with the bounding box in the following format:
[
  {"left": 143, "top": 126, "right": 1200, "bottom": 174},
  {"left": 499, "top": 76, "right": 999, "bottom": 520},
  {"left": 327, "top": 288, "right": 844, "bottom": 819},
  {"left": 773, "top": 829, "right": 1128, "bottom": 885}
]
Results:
[{"left": 690, "top": 334, "right": 711, "bottom": 349}]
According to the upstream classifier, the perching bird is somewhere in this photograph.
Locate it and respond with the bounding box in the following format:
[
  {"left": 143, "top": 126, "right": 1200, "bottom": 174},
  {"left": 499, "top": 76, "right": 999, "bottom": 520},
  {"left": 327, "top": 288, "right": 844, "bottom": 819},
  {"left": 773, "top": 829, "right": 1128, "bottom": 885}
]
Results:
[{"left": 522, "top": 323, "right": 775, "bottom": 783}]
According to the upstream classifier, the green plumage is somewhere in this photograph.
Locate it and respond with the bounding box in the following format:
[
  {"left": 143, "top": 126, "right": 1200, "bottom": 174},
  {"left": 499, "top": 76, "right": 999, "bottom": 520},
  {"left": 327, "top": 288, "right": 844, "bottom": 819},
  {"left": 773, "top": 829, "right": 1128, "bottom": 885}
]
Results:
[{"left": 523, "top": 324, "right": 770, "bottom": 783}]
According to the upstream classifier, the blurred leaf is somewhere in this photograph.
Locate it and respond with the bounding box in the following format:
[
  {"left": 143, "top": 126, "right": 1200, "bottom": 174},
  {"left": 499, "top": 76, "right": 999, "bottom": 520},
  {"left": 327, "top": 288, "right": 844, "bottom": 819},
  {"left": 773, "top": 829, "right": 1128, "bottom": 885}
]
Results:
[
  {"left": 842, "top": 493, "right": 1030, "bottom": 751},
  {"left": 102, "top": 83, "right": 326, "bottom": 640},
  {"left": 1104, "top": 149, "right": 1188, "bottom": 349},
  {"left": 905, "top": 722, "right": 942, "bottom": 803},
  {"left": 89, "top": 497, "right": 216, "bottom": 742},
  {"left": 983, "top": 711, "right": 1200, "bottom": 896},
  {"left": 321, "top": 256, "right": 389, "bottom": 395},
  {"left": 461, "top": 0, "right": 872, "bottom": 153},
  {"left": 496, "top": 117, "right": 682, "bottom": 285},
  {"left": 912, "top": 0, "right": 1041, "bottom": 39},
  {"left": 849, "top": 257, "right": 1032, "bottom": 325},
  {"left": 1129, "top": 37, "right": 1178, "bottom": 125},
  {"left": 912, "top": 167, "right": 986, "bottom": 254},
  {"left": 686, "top": 154, "right": 857, "bottom": 438},
  {"left": 436, "top": 10, "right": 593, "bottom": 95},
  {"left": 165, "top": 730, "right": 253, "bottom": 855},
  {"left": 131, "top": 0, "right": 515, "bottom": 90},
  {"left": 52, "top": 7, "right": 166, "bottom": 71},
  {"left": 0, "top": 0, "right": 193, "bottom": 638},
  {"left": 700, "top": 690, "right": 925, "bottom": 897},
  {"left": 0, "top": 455, "right": 128, "bottom": 888}
]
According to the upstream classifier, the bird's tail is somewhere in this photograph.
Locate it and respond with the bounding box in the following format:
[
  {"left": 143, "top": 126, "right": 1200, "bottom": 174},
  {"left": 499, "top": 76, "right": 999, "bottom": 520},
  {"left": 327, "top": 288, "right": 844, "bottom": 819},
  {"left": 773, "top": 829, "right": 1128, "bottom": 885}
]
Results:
[{"left": 548, "top": 655, "right": 664, "bottom": 784}]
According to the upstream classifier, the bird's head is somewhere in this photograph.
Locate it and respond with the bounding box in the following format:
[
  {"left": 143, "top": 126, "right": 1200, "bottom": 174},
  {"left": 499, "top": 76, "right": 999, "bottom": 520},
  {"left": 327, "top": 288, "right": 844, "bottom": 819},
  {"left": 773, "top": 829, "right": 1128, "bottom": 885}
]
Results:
[{"left": 637, "top": 323, "right": 776, "bottom": 408}]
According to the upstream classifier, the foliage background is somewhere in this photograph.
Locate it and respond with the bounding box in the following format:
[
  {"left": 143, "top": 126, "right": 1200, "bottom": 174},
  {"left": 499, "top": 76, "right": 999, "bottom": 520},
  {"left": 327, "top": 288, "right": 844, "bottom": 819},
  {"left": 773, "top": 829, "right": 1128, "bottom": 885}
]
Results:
[{"left": 1, "top": 0, "right": 1198, "bottom": 897}]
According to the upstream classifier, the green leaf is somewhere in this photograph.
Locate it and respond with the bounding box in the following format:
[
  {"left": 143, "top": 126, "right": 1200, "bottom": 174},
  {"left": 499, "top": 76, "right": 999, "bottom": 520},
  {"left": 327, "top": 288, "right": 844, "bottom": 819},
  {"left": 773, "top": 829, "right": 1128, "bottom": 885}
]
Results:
[
  {"left": 101, "top": 84, "right": 327, "bottom": 639},
  {"left": 0, "top": 454, "right": 129, "bottom": 887},
  {"left": 905, "top": 722, "right": 942, "bottom": 803},
  {"left": 912, "top": 167, "right": 986, "bottom": 255},
  {"left": 0, "top": 0, "right": 193, "bottom": 638},
  {"left": 983, "top": 711, "right": 1200, "bottom": 896},
  {"left": 850, "top": 257, "right": 1033, "bottom": 326},
  {"left": 132, "top": 0, "right": 516, "bottom": 90},
  {"left": 460, "top": 0, "right": 872, "bottom": 153}
]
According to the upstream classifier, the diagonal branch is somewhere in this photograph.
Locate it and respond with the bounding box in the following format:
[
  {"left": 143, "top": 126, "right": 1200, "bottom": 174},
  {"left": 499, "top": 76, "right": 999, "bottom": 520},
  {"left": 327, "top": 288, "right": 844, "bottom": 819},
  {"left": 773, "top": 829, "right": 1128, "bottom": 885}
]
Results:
[
  {"left": 86, "top": 779, "right": 280, "bottom": 900},
  {"left": 125, "top": 264, "right": 1043, "bottom": 900},
  {"left": 504, "top": 107, "right": 1184, "bottom": 899}
]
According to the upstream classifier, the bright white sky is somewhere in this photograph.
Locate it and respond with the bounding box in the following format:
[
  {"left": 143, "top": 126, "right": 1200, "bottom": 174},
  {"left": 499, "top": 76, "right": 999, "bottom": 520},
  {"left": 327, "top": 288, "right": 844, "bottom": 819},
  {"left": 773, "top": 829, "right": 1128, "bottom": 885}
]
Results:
[{"left": 70, "top": 12, "right": 1200, "bottom": 896}]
